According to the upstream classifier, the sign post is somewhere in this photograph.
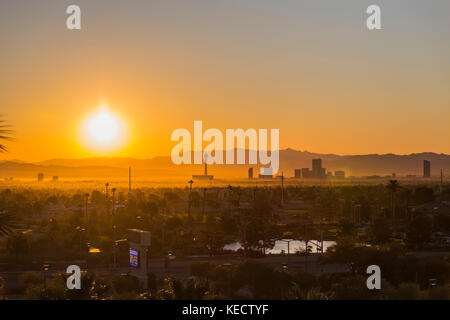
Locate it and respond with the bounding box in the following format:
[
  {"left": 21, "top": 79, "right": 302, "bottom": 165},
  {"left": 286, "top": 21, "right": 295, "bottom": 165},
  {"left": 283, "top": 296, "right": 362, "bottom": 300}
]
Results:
[{"left": 127, "top": 229, "right": 151, "bottom": 289}]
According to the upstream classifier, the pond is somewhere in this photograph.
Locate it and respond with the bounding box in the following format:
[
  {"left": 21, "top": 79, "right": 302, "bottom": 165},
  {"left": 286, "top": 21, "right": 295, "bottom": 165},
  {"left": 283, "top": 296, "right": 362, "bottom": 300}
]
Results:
[{"left": 224, "top": 240, "right": 336, "bottom": 254}]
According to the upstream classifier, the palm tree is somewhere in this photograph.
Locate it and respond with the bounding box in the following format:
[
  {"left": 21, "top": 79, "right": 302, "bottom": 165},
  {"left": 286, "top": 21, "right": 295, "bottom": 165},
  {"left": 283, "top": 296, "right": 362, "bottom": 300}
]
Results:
[
  {"left": 0, "top": 117, "right": 15, "bottom": 236},
  {"left": 187, "top": 180, "right": 194, "bottom": 218},
  {"left": 399, "top": 187, "right": 413, "bottom": 221},
  {"left": 0, "top": 211, "right": 16, "bottom": 237},
  {"left": 388, "top": 180, "right": 399, "bottom": 231},
  {"left": 0, "top": 116, "right": 12, "bottom": 152}
]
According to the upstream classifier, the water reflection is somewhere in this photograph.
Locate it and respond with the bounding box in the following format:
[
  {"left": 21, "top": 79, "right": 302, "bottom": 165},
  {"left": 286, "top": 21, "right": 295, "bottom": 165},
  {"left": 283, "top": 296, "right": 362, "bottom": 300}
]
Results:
[{"left": 224, "top": 240, "right": 336, "bottom": 254}]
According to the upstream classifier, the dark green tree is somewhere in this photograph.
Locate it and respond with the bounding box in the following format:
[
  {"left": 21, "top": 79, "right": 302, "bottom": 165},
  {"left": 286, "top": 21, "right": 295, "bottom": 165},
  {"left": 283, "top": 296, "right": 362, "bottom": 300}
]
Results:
[
  {"left": 387, "top": 180, "right": 399, "bottom": 228},
  {"left": 406, "top": 215, "right": 433, "bottom": 249},
  {"left": 7, "top": 232, "right": 29, "bottom": 263},
  {"left": 370, "top": 218, "right": 392, "bottom": 244},
  {"left": 413, "top": 187, "right": 435, "bottom": 205}
]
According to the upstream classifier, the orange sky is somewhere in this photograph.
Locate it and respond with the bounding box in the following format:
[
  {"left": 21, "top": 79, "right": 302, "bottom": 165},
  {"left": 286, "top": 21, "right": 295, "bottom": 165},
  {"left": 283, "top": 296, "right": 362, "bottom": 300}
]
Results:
[{"left": 1, "top": 1, "right": 450, "bottom": 161}]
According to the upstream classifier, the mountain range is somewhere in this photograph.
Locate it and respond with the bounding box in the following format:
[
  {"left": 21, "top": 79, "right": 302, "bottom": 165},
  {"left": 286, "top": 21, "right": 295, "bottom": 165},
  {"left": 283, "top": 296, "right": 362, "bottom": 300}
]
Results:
[{"left": 0, "top": 149, "right": 448, "bottom": 179}]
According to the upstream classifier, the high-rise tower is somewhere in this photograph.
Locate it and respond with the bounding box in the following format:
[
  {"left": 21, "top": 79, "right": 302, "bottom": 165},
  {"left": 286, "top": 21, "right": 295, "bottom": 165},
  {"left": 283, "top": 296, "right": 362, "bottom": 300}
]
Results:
[
  {"left": 312, "top": 159, "right": 322, "bottom": 178},
  {"left": 423, "top": 160, "right": 431, "bottom": 178}
]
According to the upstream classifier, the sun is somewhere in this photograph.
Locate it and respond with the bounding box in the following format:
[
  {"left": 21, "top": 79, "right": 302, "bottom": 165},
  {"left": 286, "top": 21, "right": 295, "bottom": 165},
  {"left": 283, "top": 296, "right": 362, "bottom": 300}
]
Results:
[
  {"left": 82, "top": 106, "right": 127, "bottom": 153},
  {"left": 87, "top": 108, "right": 120, "bottom": 144}
]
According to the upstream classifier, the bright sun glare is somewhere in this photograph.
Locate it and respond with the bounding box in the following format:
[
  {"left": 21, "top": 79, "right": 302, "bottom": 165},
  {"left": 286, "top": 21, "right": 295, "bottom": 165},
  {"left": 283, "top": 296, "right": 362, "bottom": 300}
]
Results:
[{"left": 83, "top": 106, "right": 126, "bottom": 152}]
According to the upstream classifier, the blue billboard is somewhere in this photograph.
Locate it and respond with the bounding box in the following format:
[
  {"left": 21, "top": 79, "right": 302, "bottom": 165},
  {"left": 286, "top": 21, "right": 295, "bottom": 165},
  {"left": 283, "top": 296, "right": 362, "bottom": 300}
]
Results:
[{"left": 129, "top": 249, "right": 139, "bottom": 268}]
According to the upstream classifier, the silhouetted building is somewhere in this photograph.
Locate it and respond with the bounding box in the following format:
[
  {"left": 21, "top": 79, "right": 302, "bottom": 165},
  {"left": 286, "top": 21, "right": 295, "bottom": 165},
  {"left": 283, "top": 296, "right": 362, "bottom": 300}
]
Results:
[
  {"left": 312, "top": 159, "right": 321, "bottom": 177},
  {"left": 312, "top": 159, "right": 326, "bottom": 178},
  {"left": 192, "top": 153, "right": 214, "bottom": 180},
  {"left": 259, "top": 167, "right": 274, "bottom": 179},
  {"left": 320, "top": 167, "right": 326, "bottom": 177},
  {"left": 294, "top": 169, "right": 301, "bottom": 178},
  {"left": 52, "top": 176, "right": 59, "bottom": 181},
  {"left": 37, "top": 173, "right": 44, "bottom": 182},
  {"left": 302, "top": 168, "right": 312, "bottom": 178},
  {"left": 334, "top": 171, "right": 345, "bottom": 179},
  {"left": 248, "top": 168, "right": 253, "bottom": 179},
  {"left": 424, "top": 160, "right": 431, "bottom": 178}
]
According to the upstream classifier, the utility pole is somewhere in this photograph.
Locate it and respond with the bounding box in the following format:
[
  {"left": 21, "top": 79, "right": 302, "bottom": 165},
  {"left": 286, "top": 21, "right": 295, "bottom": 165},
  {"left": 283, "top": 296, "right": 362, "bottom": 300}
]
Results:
[
  {"left": 112, "top": 187, "right": 116, "bottom": 269},
  {"left": 105, "top": 182, "right": 109, "bottom": 215},
  {"left": 227, "top": 185, "right": 232, "bottom": 213},
  {"left": 236, "top": 186, "right": 241, "bottom": 208},
  {"left": 242, "top": 219, "right": 248, "bottom": 258},
  {"left": 280, "top": 239, "right": 293, "bottom": 264},
  {"left": 202, "top": 188, "right": 207, "bottom": 219},
  {"left": 320, "top": 220, "right": 324, "bottom": 254},
  {"left": 287, "top": 240, "right": 291, "bottom": 261},
  {"left": 281, "top": 171, "right": 284, "bottom": 206},
  {"left": 76, "top": 226, "right": 85, "bottom": 260},
  {"left": 128, "top": 167, "right": 132, "bottom": 200},
  {"left": 304, "top": 221, "right": 309, "bottom": 273},
  {"left": 43, "top": 264, "right": 50, "bottom": 291},
  {"left": 79, "top": 228, "right": 83, "bottom": 260},
  {"left": 319, "top": 220, "right": 324, "bottom": 273},
  {"left": 84, "top": 193, "right": 89, "bottom": 222},
  {"left": 188, "top": 180, "right": 194, "bottom": 218}
]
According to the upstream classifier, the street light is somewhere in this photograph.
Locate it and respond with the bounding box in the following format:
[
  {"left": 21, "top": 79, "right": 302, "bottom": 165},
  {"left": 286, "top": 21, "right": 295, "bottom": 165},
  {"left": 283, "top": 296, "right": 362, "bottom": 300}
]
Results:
[
  {"left": 113, "top": 225, "right": 117, "bottom": 269},
  {"left": 202, "top": 188, "right": 207, "bottom": 218},
  {"left": 429, "top": 278, "right": 437, "bottom": 289},
  {"left": 279, "top": 238, "right": 294, "bottom": 264},
  {"left": 165, "top": 251, "right": 175, "bottom": 276},
  {"left": 236, "top": 186, "right": 241, "bottom": 208},
  {"left": 112, "top": 187, "right": 117, "bottom": 269},
  {"left": 76, "top": 226, "right": 85, "bottom": 260},
  {"left": 187, "top": 180, "right": 194, "bottom": 218},
  {"left": 105, "top": 182, "right": 110, "bottom": 217},
  {"left": 84, "top": 193, "right": 89, "bottom": 223},
  {"left": 227, "top": 185, "right": 233, "bottom": 213},
  {"left": 111, "top": 187, "right": 116, "bottom": 215},
  {"left": 43, "top": 264, "right": 50, "bottom": 290}
]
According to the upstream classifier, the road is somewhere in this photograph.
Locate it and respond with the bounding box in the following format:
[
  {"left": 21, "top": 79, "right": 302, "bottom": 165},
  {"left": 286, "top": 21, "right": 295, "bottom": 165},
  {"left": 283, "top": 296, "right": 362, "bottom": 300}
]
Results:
[{"left": 1, "top": 253, "right": 348, "bottom": 299}]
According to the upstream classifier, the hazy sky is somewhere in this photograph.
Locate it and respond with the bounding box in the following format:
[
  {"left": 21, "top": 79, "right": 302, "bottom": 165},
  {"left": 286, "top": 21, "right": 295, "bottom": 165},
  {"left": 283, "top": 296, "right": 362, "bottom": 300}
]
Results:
[{"left": 1, "top": 0, "right": 449, "bottom": 161}]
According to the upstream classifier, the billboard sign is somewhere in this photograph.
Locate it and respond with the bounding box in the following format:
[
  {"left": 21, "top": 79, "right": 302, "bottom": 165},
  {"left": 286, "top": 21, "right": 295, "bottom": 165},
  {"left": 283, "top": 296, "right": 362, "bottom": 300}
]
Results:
[{"left": 129, "top": 249, "right": 139, "bottom": 268}]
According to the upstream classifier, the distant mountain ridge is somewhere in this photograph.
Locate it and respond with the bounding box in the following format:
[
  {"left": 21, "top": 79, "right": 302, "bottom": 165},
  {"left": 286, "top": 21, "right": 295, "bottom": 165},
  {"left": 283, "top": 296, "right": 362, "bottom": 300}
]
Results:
[{"left": 0, "top": 149, "right": 449, "bottom": 179}]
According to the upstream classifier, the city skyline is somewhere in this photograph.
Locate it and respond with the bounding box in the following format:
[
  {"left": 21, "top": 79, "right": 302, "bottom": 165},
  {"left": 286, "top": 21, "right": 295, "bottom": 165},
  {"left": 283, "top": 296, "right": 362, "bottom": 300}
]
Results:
[{"left": 0, "top": 149, "right": 447, "bottom": 179}]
